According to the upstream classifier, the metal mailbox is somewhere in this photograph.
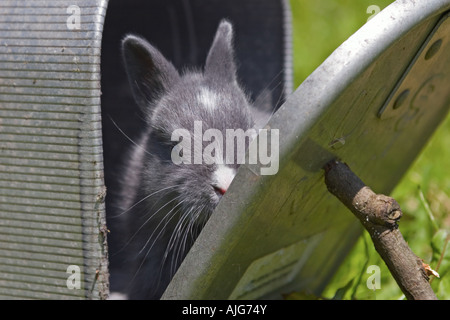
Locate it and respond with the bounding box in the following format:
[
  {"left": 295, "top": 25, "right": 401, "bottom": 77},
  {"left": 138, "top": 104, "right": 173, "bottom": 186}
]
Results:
[{"left": 164, "top": 0, "right": 450, "bottom": 299}]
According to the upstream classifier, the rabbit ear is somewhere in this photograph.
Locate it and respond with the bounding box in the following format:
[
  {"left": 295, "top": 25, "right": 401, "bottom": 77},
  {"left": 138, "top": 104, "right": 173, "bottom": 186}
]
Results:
[
  {"left": 122, "top": 35, "right": 180, "bottom": 111},
  {"left": 204, "top": 20, "right": 237, "bottom": 83}
]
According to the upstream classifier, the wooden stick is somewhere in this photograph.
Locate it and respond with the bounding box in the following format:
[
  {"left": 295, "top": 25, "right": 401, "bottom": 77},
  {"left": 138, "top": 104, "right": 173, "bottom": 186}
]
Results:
[{"left": 324, "top": 160, "right": 437, "bottom": 300}]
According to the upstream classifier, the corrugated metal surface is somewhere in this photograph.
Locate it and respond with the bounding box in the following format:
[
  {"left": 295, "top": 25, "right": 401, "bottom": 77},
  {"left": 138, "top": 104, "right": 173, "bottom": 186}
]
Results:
[{"left": 0, "top": 0, "right": 108, "bottom": 299}]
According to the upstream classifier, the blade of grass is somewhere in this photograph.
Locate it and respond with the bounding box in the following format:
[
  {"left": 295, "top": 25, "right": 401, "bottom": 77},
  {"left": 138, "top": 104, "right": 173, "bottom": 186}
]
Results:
[{"left": 418, "top": 186, "right": 440, "bottom": 232}]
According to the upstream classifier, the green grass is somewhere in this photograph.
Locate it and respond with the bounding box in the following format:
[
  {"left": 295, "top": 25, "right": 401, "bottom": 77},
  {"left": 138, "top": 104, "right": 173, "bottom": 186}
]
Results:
[
  {"left": 290, "top": 0, "right": 394, "bottom": 86},
  {"left": 290, "top": 0, "right": 450, "bottom": 299}
]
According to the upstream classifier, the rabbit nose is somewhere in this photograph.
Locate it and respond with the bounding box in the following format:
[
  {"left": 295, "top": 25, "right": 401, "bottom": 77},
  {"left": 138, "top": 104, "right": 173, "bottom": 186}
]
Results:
[
  {"left": 213, "top": 185, "right": 227, "bottom": 195},
  {"left": 213, "top": 165, "right": 236, "bottom": 196}
]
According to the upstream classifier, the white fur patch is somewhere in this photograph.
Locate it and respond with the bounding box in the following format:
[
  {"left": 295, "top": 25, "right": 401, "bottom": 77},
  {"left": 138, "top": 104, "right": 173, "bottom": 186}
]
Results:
[
  {"left": 213, "top": 165, "right": 236, "bottom": 193},
  {"left": 197, "top": 87, "right": 218, "bottom": 111}
]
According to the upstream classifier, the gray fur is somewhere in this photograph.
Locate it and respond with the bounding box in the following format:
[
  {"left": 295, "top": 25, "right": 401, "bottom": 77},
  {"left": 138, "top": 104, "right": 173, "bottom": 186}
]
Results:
[{"left": 111, "top": 20, "right": 266, "bottom": 299}]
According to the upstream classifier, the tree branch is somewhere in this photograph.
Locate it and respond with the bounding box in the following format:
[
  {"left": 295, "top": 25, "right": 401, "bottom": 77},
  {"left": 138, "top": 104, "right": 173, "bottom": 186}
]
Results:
[{"left": 324, "top": 160, "right": 437, "bottom": 300}]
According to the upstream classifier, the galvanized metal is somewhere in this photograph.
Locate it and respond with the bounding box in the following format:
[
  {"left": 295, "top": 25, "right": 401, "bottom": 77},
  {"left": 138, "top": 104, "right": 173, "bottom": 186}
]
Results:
[
  {"left": 0, "top": 0, "right": 109, "bottom": 299},
  {"left": 163, "top": 0, "right": 450, "bottom": 299}
]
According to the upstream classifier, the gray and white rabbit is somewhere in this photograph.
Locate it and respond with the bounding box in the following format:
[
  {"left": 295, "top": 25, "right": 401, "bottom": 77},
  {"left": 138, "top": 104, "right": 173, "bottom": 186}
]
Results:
[{"left": 109, "top": 20, "right": 270, "bottom": 299}]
